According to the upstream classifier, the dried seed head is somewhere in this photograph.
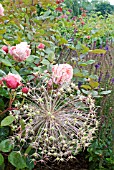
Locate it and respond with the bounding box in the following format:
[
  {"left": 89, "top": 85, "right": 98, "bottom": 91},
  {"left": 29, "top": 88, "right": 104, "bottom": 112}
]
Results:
[{"left": 9, "top": 82, "right": 98, "bottom": 162}]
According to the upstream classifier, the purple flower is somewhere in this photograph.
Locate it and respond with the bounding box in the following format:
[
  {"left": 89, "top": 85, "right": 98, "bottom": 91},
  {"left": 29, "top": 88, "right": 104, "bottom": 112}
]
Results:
[
  {"left": 72, "top": 16, "right": 77, "bottom": 21},
  {"left": 105, "top": 45, "right": 109, "bottom": 51},
  {"left": 71, "top": 37, "right": 74, "bottom": 41},
  {"left": 100, "top": 45, "right": 102, "bottom": 49},
  {"left": 93, "top": 41, "right": 96, "bottom": 49},
  {"left": 78, "top": 81, "right": 83, "bottom": 88},
  {"left": 74, "top": 29, "right": 78, "bottom": 33},
  {"left": 105, "top": 71, "right": 110, "bottom": 79},
  {"left": 100, "top": 53, "right": 104, "bottom": 57},
  {"left": 111, "top": 78, "right": 114, "bottom": 84},
  {"left": 68, "top": 9, "right": 72, "bottom": 13},
  {"left": 95, "top": 62, "right": 100, "bottom": 69},
  {"left": 98, "top": 72, "right": 103, "bottom": 83}
]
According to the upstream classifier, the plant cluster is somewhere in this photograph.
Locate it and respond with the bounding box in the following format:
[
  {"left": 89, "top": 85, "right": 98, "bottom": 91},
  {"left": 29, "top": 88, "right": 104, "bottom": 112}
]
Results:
[{"left": 0, "top": 0, "right": 114, "bottom": 170}]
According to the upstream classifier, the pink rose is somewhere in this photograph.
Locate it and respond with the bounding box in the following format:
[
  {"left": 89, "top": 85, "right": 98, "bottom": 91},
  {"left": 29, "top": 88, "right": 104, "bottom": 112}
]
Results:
[
  {"left": 60, "top": 14, "right": 68, "bottom": 19},
  {"left": 22, "top": 87, "right": 29, "bottom": 94},
  {"left": 2, "top": 73, "right": 22, "bottom": 89},
  {"left": 56, "top": 0, "right": 64, "bottom": 4},
  {"left": 2, "top": 45, "right": 8, "bottom": 53},
  {"left": 9, "top": 42, "right": 31, "bottom": 62},
  {"left": 37, "top": 43, "right": 45, "bottom": 49},
  {"left": 51, "top": 64, "right": 73, "bottom": 85},
  {"left": 56, "top": 7, "right": 63, "bottom": 12},
  {"left": 0, "top": 4, "right": 4, "bottom": 16}
]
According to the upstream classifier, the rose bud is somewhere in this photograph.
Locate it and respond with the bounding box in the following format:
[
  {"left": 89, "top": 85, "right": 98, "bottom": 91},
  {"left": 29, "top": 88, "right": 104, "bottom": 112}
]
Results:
[
  {"left": 2, "top": 45, "right": 8, "bottom": 53},
  {"left": 37, "top": 43, "right": 45, "bottom": 49},
  {"left": 22, "top": 87, "right": 29, "bottom": 94}
]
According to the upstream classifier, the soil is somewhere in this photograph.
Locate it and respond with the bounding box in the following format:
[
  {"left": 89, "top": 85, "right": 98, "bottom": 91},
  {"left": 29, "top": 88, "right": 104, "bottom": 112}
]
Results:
[{"left": 34, "top": 152, "right": 89, "bottom": 170}]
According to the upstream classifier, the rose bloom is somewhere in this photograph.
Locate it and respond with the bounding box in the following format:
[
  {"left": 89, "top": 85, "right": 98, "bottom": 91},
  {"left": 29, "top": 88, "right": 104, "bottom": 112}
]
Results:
[
  {"left": 2, "top": 73, "right": 22, "bottom": 89},
  {"left": 81, "top": 21, "right": 85, "bottom": 25},
  {"left": 86, "top": 35, "right": 91, "bottom": 39},
  {"left": 56, "top": 7, "right": 63, "bottom": 12},
  {"left": 2, "top": 45, "right": 8, "bottom": 53},
  {"left": 37, "top": 43, "right": 45, "bottom": 49},
  {"left": 56, "top": 0, "right": 64, "bottom": 4},
  {"left": 51, "top": 64, "right": 73, "bottom": 85},
  {"left": 82, "top": 13, "right": 86, "bottom": 17},
  {"left": 0, "top": 4, "right": 4, "bottom": 16},
  {"left": 9, "top": 42, "right": 31, "bottom": 62},
  {"left": 60, "top": 14, "right": 68, "bottom": 19}
]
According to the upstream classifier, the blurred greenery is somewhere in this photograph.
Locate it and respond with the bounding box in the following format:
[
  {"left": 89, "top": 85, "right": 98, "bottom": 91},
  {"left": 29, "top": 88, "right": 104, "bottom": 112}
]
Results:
[{"left": 0, "top": 0, "right": 114, "bottom": 169}]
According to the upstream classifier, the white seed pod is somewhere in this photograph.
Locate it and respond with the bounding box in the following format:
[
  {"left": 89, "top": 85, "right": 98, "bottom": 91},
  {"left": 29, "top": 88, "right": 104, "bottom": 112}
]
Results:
[
  {"left": 33, "top": 153, "right": 38, "bottom": 158},
  {"left": 23, "top": 105, "right": 28, "bottom": 110},
  {"left": 48, "top": 152, "right": 51, "bottom": 156},
  {"left": 57, "top": 92, "right": 61, "bottom": 96},
  {"left": 67, "top": 87, "right": 72, "bottom": 93},
  {"left": 45, "top": 138, "right": 49, "bottom": 142},
  {"left": 63, "top": 144, "right": 67, "bottom": 148},
  {"left": 56, "top": 157, "right": 60, "bottom": 161},
  {"left": 53, "top": 152, "right": 57, "bottom": 157},
  {"left": 59, "top": 88, "right": 64, "bottom": 92},
  {"left": 71, "top": 83, "right": 75, "bottom": 88},
  {"left": 44, "top": 128, "right": 48, "bottom": 132},
  {"left": 44, "top": 133, "right": 47, "bottom": 137},
  {"left": 60, "top": 158, "right": 64, "bottom": 161}
]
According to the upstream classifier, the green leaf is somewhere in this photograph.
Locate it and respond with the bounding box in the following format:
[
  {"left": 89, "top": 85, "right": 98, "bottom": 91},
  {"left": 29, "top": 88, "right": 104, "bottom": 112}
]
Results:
[
  {"left": 86, "top": 60, "right": 95, "bottom": 65},
  {"left": 81, "top": 44, "right": 89, "bottom": 53},
  {"left": 0, "top": 87, "right": 9, "bottom": 98},
  {"left": 89, "top": 156, "right": 93, "bottom": 162},
  {"left": 0, "top": 70, "right": 6, "bottom": 77},
  {"left": 26, "top": 55, "right": 38, "bottom": 62},
  {"left": 0, "top": 153, "right": 4, "bottom": 165},
  {"left": 8, "top": 151, "right": 27, "bottom": 169},
  {"left": 89, "top": 49, "right": 106, "bottom": 54},
  {"left": 81, "top": 85, "right": 91, "bottom": 90},
  {"left": 0, "top": 139, "right": 13, "bottom": 152},
  {"left": 0, "top": 99, "right": 4, "bottom": 110},
  {"left": 58, "top": 38, "right": 68, "bottom": 45},
  {"left": 1, "top": 116, "right": 15, "bottom": 127},
  {"left": 1, "top": 59, "right": 12, "bottom": 67},
  {"left": 73, "top": 68, "right": 83, "bottom": 77},
  {"left": 89, "top": 80, "right": 99, "bottom": 88},
  {"left": 78, "top": 61, "right": 87, "bottom": 66},
  {"left": 91, "top": 90, "right": 98, "bottom": 97},
  {"left": 25, "top": 146, "right": 32, "bottom": 155},
  {"left": 20, "top": 119, "right": 25, "bottom": 131},
  {"left": 3, "top": 39, "right": 10, "bottom": 45},
  {"left": 0, "top": 126, "right": 10, "bottom": 142},
  {"left": 81, "top": 89, "right": 90, "bottom": 95},
  {"left": 26, "top": 157, "right": 34, "bottom": 170},
  {"left": 0, "top": 29, "right": 6, "bottom": 34},
  {"left": 10, "top": 68, "right": 19, "bottom": 75},
  {"left": 47, "top": 51, "right": 55, "bottom": 62},
  {"left": 41, "top": 59, "right": 50, "bottom": 65},
  {"left": 100, "top": 90, "right": 111, "bottom": 95},
  {"left": 16, "top": 33, "right": 22, "bottom": 42},
  {"left": 27, "top": 33, "right": 33, "bottom": 41}
]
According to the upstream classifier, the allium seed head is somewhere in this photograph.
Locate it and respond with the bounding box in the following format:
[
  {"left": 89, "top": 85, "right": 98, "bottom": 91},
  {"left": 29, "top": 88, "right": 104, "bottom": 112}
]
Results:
[{"left": 9, "top": 81, "right": 98, "bottom": 162}]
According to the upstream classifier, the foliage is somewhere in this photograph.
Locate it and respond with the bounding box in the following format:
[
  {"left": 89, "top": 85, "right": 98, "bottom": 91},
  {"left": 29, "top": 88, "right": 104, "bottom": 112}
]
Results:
[
  {"left": 95, "top": 2, "right": 114, "bottom": 16},
  {"left": 0, "top": 0, "right": 114, "bottom": 169}
]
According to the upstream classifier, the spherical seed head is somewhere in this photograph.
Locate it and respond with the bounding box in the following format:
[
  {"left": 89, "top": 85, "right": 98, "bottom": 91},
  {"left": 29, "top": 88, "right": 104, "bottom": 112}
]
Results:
[{"left": 9, "top": 81, "right": 98, "bottom": 162}]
